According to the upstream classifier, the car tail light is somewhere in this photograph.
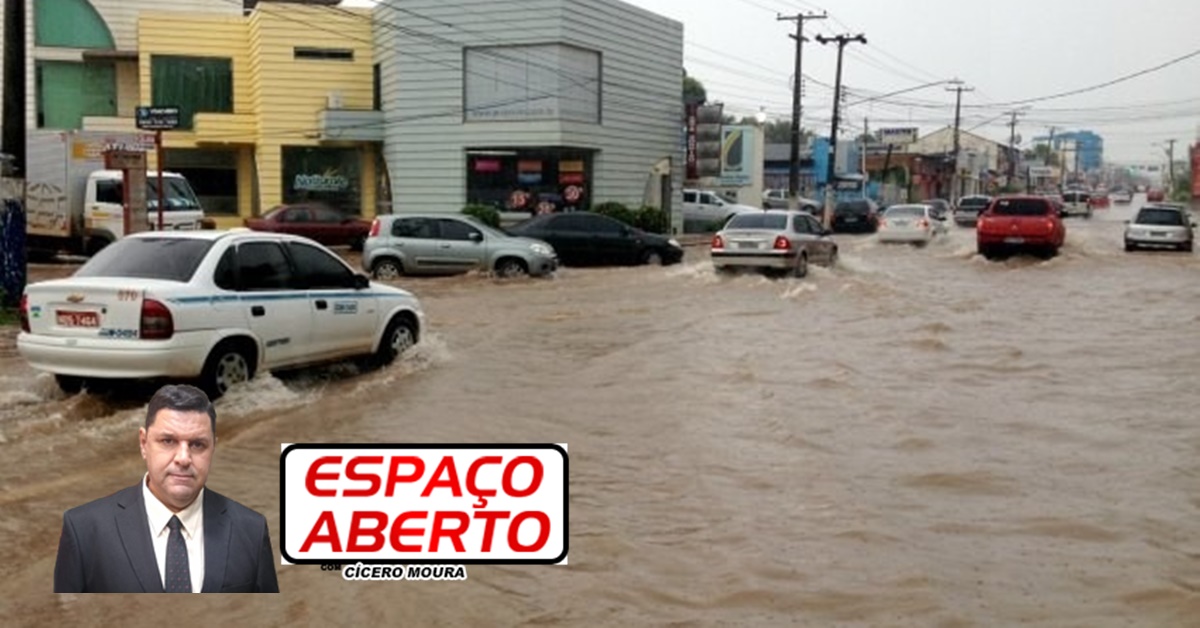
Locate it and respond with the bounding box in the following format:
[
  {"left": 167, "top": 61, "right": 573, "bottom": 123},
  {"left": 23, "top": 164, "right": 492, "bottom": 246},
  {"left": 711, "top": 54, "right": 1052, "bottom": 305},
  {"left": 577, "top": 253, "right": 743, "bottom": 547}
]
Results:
[
  {"left": 711, "top": 234, "right": 725, "bottom": 249},
  {"left": 917, "top": 219, "right": 929, "bottom": 229},
  {"left": 369, "top": 219, "right": 381, "bottom": 238},
  {"left": 773, "top": 235, "right": 791, "bottom": 250},
  {"left": 18, "top": 294, "right": 29, "bottom": 333},
  {"left": 140, "top": 299, "right": 174, "bottom": 340},
  {"left": 1046, "top": 219, "right": 1055, "bottom": 231},
  {"left": 878, "top": 218, "right": 887, "bottom": 228}
]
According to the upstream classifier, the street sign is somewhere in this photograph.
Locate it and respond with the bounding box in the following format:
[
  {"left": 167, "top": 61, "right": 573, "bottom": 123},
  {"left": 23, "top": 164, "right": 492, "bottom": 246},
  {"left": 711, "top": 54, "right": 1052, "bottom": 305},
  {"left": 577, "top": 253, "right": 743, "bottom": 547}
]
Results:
[{"left": 135, "top": 106, "right": 181, "bottom": 131}]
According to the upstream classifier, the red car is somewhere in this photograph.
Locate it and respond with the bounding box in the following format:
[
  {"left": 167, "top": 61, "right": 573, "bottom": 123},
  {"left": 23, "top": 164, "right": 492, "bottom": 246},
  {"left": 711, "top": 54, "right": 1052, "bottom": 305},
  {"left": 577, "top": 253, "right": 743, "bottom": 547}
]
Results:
[
  {"left": 1147, "top": 189, "right": 1165, "bottom": 202},
  {"left": 244, "top": 204, "right": 371, "bottom": 250},
  {"left": 976, "top": 196, "right": 1066, "bottom": 260}
]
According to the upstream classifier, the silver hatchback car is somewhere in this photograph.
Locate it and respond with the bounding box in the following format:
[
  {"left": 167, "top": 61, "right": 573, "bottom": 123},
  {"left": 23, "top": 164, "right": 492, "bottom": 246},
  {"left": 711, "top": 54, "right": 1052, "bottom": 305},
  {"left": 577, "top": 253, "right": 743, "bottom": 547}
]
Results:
[
  {"left": 711, "top": 210, "right": 838, "bottom": 278},
  {"left": 363, "top": 213, "right": 558, "bottom": 278},
  {"left": 1124, "top": 204, "right": 1195, "bottom": 252}
]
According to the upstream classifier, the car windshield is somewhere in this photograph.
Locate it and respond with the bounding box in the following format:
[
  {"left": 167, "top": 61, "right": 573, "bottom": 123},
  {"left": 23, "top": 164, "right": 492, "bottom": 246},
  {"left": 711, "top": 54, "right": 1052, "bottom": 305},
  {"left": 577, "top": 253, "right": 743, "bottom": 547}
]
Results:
[
  {"left": 1135, "top": 209, "right": 1185, "bottom": 226},
  {"left": 991, "top": 199, "right": 1049, "bottom": 216},
  {"left": 959, "top": 198, "right": 990, "bottom": 208},
  {"left": 75, "top": 238, "right": 213, "bottom": 282},
  {"left": 726, "top": 213, "right": 788, "bottom": 230},
  {"left": 886, "top": 206, "right": 926, "bottom": 217},
  {"left": 147, "top": 178, "right": 203, "bottom": 211}
]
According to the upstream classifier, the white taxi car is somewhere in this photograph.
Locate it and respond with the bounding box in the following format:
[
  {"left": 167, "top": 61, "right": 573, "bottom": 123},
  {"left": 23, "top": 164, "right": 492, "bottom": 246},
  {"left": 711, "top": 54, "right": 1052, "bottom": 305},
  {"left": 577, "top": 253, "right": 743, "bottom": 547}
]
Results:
[{"left": 17, "top": 229, "right": 424, "bottom": 398}]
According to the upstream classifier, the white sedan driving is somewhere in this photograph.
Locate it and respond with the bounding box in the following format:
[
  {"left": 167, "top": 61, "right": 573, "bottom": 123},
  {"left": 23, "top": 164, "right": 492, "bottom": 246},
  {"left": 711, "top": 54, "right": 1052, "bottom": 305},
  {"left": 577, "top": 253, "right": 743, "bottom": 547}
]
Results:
[
  {"left": 18, "top": 229, "right": 425, "bottom": 398},
  {"left": 877, "top": 204, "right": 949, "bottom": 246}
]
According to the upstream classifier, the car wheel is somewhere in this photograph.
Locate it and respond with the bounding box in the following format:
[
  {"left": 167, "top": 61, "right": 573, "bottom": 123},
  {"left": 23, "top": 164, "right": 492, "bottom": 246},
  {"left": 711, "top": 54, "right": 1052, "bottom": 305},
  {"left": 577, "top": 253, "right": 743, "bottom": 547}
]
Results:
[
  {"left": 829, "top": 246, "right": 838, "bottom": 266},
  {"left": 375, "top": 315, "right": 418, "bottom": 367},
  {"left": 793, "top": 253, "right": 808, "bottom": 278},
  {"left": 642, "top": 250, "right": 664, "bottom": 266},
  {"left": 372, "top": 258, "right": 404, "bottom": 280},
  {"left": 978, "top": 244, "right": 994, "bottom": 260},
  {"left": 1181, "top": 241, "right": 1193, "bottom": 253},
  {"left": 1124, "top": 241, "right": 1136, "bottom": 252},
  {"left": 495, "top": 257, "right": 528, "bottom": 278},
  {"left": 199, "top": 340, "right": 256, "bottom": 399},
  {"left": 351, "top": 235, "right": 366, "bottom": 252},
  {"left": 54, "top": 374, "right": 85, "bottom": 395}
]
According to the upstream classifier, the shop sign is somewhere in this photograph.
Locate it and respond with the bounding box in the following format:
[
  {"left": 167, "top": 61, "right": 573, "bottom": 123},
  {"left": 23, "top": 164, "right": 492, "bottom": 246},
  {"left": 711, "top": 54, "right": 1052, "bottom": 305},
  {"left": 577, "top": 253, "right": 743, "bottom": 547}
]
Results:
[
  {"left": 474, "top": 159, "right": 501, "bottom": 173},
  {"left": 294, "top": 173, "right": 350, "bottom": 192}
]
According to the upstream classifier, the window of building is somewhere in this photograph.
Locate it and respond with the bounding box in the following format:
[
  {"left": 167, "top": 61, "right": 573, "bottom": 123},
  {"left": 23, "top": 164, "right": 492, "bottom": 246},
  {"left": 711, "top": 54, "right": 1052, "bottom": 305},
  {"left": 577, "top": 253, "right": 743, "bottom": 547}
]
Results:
[
  {"left": 464, "top": 44, "right": 601, "bottom": 124},
  {"left": 164, "top": 148, "right": 239, "bottom": 216},
  {"left": 36, "top": 61, "right": 116, "bottom": 129},
  {"left": 465, "top": 149, "right": 593, "bottom": 214},
  {"left": 151, "top": 56, "right": 233, "bottom": 130},
  {"left": 282, "top": 146, "right": 362, "bottom": 215},
  {"left": 294, "top": 48, "right": 355, "bottom": 61},
  {"left": 34, "top": 0, "right": 115, "bottom": 48}
]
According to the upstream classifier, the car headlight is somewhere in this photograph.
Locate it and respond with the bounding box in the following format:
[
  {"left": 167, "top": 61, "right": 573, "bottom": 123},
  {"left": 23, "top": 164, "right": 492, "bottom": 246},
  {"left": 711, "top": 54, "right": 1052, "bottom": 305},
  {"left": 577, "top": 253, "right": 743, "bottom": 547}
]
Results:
[
  {"left": 530, "top": 243, "right": 554, "bottom": 257},
  {"left": 668, "top": 238, "right": 681, "bottom": 248}
]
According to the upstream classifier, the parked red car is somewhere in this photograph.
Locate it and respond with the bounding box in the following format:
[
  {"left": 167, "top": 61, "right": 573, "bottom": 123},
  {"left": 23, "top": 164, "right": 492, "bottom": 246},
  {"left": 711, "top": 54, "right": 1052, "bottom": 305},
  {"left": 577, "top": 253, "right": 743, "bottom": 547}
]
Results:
[
  {"left": 976, "top": 196, "right": 1066, "bottom": 259},
  {"left": 1147, "top": 188, "right": 1165, "bottom": 202},
  {"left": 244, "top": 203, "right": 371, "bottom": 250}
]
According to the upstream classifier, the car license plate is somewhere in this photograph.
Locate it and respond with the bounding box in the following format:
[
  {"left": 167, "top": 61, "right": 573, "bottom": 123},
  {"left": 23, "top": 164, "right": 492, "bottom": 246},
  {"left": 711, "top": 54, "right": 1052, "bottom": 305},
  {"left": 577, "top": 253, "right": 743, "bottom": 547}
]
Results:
[
  {"left": 174, "top": 223, "right": 195, "bottom": 231},
  {"left": 893, "top": 220, "right": 909, "bottom": 227},
  {"left": 737, "top": 242, "right": 760, "bottom": 250},
  {"left": 844, "top": 217, "right": 859, "bottom": 223},
  {"left": 1150, "top": 231, "right": 1166, "bottom": 237},
  {"left": 1004, "top": 237, "right": 1025, "bottom": 244},
  {"left": 57, "top": 310, "right": 100, "bottom": 327}
]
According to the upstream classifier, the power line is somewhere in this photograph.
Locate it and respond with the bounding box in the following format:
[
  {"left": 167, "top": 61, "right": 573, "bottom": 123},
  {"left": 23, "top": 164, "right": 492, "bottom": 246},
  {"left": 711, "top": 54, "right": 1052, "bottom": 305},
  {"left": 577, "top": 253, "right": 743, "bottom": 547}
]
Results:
[{"left": 980, "top": 45, "right": 1200, "bottom": 107}]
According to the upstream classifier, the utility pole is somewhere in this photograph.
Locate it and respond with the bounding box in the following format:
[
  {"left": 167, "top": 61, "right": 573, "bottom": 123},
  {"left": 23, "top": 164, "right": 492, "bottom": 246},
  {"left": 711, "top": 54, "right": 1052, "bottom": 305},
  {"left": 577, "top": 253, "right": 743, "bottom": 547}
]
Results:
[
  {"left": 777, "top": 11, "right": 826, "bottom": 206},
  {"left": 946, "top": 80, "right": 973, "bottom": 204},
  {"left": 1006, "top": 109, "right": 1025, "bottom": 185},
  {"left": 862, "top": 116, "right": 869, "bottom": 199},
  {"left": 815, "top": 32, "right": 867, "bottom": 228}
]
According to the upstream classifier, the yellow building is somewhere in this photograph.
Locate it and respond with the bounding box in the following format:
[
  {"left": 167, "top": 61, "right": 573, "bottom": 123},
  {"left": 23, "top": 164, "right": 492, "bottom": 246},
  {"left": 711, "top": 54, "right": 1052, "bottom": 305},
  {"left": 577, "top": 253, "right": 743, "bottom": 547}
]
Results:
[{"left": 137, "top": 3, "right": 383, "bottom": 228}]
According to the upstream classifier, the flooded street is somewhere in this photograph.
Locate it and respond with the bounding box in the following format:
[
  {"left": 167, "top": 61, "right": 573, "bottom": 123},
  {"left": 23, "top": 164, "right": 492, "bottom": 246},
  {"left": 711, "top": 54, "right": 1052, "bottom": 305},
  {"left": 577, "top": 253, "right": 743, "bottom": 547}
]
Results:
[{"left": 2, "top": 197, "right": 1199, "bottom": 625}]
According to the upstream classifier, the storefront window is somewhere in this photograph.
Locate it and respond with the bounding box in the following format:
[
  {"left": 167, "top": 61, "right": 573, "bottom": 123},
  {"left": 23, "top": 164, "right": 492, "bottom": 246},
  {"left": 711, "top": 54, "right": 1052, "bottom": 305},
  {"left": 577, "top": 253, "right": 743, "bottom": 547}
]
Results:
[
  {"left": 282, "top": 146, "right": 362, "bottom": 214},
  {"left": 466, "top": 149, "right": 593, "bottom": 215}
]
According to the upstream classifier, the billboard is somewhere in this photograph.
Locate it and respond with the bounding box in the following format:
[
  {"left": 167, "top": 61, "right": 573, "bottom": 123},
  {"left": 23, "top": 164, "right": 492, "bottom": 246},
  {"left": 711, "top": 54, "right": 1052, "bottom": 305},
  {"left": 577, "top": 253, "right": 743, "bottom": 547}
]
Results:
[
  {"left": 878, "top": 127, "right": 918, "bottom": 146},
  {"left": 718, "top": 125, "right": 754, "bottom": 186}
]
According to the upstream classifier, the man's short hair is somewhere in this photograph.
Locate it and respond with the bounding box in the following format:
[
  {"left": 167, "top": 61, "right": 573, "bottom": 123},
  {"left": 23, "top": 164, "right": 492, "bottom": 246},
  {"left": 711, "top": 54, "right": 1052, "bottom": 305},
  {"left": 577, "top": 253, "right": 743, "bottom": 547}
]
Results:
[{"left": 145, "top": 384, "right": 216, "bottom": 434}]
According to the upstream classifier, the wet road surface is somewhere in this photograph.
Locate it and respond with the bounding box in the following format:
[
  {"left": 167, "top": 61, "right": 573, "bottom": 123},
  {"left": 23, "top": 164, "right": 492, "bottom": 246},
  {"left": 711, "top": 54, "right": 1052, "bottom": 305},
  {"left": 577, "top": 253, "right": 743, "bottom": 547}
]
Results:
[{"left": 2, "top": 197, "right": 1199, "bottom": 626}]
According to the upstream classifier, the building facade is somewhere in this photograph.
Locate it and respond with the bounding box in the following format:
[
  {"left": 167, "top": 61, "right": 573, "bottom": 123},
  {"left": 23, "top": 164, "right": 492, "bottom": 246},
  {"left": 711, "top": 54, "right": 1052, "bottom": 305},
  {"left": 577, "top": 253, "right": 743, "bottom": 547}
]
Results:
[
  {"left": 375, "top": 0, "right": 683, "bottom": 223},
  {"left": 138, "top": 2, "right": 381, "bottom": 225},
  {"left": 21, "top": 0, "right": 381, "bottom": 230}
]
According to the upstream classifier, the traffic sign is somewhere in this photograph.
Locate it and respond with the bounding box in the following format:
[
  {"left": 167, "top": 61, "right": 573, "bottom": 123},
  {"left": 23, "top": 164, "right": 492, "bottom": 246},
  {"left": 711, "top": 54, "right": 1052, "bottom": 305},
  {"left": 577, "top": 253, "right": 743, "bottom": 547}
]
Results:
[{"left": 136, "top": 106, "right": 180, "bottom": 131}]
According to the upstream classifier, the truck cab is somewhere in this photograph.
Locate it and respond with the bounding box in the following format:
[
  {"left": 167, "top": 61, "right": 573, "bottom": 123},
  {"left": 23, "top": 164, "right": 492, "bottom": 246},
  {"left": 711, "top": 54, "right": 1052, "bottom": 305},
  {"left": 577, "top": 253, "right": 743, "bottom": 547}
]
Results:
[{"left": 83, "top": 170, "right": 206, "bottom": 255}]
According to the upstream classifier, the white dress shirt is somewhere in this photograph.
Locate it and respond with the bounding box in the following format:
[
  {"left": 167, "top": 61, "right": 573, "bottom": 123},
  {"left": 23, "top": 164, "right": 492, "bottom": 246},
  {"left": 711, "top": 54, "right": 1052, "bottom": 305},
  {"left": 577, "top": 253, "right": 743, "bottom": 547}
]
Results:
[{"left": 142, "top": 474, "right": 206, "bottom": 593}]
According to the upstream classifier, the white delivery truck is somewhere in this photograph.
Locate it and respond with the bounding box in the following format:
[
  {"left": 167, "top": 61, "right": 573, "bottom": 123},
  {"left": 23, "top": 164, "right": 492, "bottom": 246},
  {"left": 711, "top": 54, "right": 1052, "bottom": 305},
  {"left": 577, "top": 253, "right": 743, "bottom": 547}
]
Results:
[{"left": 25, "top": 131, "right": 206, "bottom": 257}]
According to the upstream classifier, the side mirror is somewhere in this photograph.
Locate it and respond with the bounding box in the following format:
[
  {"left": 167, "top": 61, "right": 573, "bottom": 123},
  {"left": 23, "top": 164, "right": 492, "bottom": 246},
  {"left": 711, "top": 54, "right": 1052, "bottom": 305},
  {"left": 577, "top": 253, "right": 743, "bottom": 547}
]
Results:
[
  {"left": 1123, "top": 220, "right": 1131, "bottom": 225},
  {"left": 821, "top": 228, "right": 833, "bottom": 236},
  {"left": 353, "top": 273, "right": 370, "bottom": 290},
  {"left": 469, "top": 231, "right": 483, "bottom": 242}
]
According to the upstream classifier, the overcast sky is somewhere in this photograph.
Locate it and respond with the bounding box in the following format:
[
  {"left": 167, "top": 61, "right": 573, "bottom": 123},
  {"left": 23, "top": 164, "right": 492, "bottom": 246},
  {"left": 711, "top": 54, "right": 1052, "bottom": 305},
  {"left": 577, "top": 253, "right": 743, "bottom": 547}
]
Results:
[{"left": 351, "top": 0, "right": 1200, "bottom": 163}]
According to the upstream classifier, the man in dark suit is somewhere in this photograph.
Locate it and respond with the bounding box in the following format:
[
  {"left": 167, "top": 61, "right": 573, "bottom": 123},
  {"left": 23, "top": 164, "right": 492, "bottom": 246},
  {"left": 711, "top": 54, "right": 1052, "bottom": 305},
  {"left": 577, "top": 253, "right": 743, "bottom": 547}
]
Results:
[{"left": 54, "top": 384, "right": 279, "bottom": 593}]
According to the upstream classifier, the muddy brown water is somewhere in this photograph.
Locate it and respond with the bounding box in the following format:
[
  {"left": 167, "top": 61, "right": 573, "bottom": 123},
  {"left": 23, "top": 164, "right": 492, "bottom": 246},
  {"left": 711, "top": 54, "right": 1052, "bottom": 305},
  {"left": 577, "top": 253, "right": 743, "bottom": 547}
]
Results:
[{"left": 1, "top": 199, "right": 1198, "bottom": 626}]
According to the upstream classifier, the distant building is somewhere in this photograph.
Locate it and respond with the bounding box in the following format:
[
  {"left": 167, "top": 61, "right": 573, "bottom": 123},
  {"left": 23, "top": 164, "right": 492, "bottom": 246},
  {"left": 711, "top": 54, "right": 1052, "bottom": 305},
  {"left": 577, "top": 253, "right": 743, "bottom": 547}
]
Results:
[{"left": 1033, "top": 130, "right": 1104, "bottom": 172}]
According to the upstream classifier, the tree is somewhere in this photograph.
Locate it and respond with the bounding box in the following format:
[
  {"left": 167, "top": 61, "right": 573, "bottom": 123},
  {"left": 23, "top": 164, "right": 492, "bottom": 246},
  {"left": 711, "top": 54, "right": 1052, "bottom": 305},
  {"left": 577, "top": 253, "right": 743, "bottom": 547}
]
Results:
[{"left": 683, "top": 71, "right": 706, "bottom": 106}]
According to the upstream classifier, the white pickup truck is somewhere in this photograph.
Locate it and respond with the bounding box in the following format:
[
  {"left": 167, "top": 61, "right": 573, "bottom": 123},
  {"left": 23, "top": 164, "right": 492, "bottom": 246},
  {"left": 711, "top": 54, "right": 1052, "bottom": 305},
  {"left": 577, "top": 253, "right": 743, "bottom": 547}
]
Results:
[{"left": 682, "top": 189, "right": 762, "bottom": 229}]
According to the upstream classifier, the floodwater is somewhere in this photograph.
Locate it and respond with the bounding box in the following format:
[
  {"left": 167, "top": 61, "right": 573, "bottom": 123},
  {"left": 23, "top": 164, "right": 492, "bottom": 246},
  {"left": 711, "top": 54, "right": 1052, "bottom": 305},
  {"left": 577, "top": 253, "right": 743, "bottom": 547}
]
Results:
[{"left": 2, "top": 197, "right": 1199, "bottom": 626}]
